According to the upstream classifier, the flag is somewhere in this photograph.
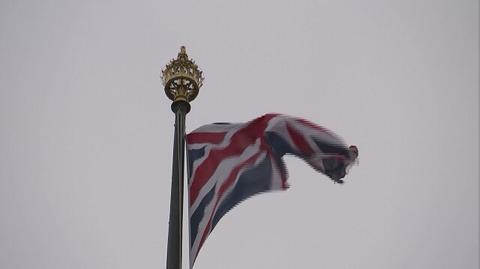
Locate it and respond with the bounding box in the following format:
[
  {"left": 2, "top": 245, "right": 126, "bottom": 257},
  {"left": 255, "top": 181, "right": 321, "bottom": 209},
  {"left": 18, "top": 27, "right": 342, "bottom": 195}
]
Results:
[{"left": 186, "top": 113, "right": 358, "bottom": 267}]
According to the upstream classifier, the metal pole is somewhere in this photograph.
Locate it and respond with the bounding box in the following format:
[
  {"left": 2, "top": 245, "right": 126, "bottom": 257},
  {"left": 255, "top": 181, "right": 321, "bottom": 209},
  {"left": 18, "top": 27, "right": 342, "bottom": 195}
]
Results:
[
  {"left": 162, "top": 46, "right": 203, "bottom": 269},
  {"left": 166, "top": 101, "right": 190, "bottom": 269}
]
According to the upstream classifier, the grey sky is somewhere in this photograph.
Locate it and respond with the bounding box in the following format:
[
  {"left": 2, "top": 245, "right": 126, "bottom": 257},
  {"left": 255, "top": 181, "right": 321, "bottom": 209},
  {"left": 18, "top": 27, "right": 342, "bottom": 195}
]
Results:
[{"left": 0, "top": 0, "right": 478, "bottom": 268}]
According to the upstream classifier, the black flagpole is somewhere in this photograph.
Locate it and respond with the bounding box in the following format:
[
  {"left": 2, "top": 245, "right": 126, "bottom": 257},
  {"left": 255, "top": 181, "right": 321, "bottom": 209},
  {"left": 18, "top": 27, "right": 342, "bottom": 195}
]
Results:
[
  {"left": 166, "top": 100, "right": 189, "bottom": 269},
  {"left": 162, "top": 46, "right": 203, "bottom": 269}
]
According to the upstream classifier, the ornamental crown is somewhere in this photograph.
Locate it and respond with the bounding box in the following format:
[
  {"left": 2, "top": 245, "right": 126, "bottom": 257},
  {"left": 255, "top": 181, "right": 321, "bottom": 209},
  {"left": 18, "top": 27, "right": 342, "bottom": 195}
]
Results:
[{"left": 161, "top": 46, "right": 204, "bottom": 102}]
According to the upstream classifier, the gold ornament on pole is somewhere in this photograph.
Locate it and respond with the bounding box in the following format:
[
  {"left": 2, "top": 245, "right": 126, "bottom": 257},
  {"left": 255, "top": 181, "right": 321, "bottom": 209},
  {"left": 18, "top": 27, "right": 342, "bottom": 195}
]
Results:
[{"left": 161, "top": 46, "right": 204, "bottom": 103}]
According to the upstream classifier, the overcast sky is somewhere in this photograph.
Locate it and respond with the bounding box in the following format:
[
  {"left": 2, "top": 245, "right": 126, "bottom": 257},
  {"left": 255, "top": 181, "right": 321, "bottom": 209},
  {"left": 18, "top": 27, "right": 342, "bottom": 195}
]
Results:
[{"left": 1, "top": 0, "right": 478, "bottom": 268}]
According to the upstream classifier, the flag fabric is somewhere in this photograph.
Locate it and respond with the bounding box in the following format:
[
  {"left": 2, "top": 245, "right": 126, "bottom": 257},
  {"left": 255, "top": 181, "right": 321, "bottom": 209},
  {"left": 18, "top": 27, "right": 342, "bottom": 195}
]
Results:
[{"left": 186, "top": 113, "right": 358, "bottom": 267}]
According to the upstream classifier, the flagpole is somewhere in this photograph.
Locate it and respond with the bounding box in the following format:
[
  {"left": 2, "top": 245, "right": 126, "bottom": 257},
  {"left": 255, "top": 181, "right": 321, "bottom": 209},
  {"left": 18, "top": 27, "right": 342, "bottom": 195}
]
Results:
[{"left": 162, "top": 46, "right": 204, "bottom": 269}]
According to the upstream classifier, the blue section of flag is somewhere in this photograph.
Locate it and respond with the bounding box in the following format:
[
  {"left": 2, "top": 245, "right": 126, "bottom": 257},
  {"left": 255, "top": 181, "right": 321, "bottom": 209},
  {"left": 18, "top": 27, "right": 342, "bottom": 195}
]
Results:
[
  {"left": 189, "top": 185, "right": 215, "bottom": 248},
  {"left": 211, "top": 156, "right": 272, "bottom": 230},
  {"left": 188, "top": 147, "right": 205, "bottom": 180},
  {"left": 312, "top": 138, "right": 349, "bottom": 156},
  {"left": 265, "top": 131, "right": 297, "bottom": 156}
]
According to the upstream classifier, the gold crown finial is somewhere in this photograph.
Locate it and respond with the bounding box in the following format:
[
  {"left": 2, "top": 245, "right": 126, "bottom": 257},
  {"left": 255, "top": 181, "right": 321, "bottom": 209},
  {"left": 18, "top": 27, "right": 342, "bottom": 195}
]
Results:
[{"left": 161, "top": 46, "right": 204, "bottom": 103}]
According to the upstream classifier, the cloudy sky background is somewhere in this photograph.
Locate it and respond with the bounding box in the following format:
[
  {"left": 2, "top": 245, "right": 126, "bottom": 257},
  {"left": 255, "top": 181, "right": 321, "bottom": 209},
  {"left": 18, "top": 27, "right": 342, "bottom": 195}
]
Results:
[{"left": 1, "top": 0, "right": 478, "bottom": 268}]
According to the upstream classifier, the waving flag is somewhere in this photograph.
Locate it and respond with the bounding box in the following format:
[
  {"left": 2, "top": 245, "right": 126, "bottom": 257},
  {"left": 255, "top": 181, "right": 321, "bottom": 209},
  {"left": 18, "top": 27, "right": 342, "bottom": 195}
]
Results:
[{"left": 186, "top": 113, "right": 358, "bottom": 267}]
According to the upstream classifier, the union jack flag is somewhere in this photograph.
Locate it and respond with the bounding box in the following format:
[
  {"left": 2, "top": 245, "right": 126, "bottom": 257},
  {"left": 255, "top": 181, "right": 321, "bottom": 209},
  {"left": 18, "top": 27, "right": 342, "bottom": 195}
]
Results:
[{"left": 186, "top": 113, "right": 358, "bottom": 267}]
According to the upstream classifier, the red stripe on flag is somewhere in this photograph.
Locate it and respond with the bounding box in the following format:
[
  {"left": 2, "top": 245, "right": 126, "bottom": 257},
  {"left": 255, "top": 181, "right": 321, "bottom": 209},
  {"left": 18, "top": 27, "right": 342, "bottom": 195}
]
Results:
[
  {"left": 286, "top": 123, "right": 314, "bottom": 156},
  {"left": 189, "top": 114, "right": 278, "bottom": 207},
  {"left": 186, "top": 132, "right": 227, "bottom": 144}
]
